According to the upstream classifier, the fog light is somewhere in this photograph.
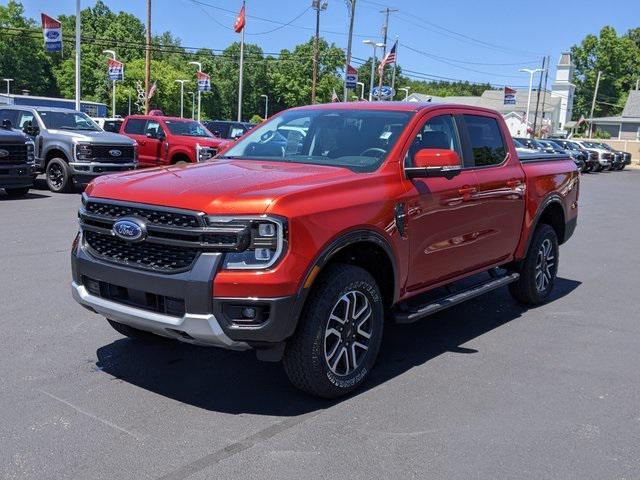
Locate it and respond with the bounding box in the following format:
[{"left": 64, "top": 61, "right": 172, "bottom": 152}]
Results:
[
  {"left": 255, "top": 248, "right": 272, "bottom": 261},
  {"left": 241, "top": 307, "right": 257, "bottom": 319}
]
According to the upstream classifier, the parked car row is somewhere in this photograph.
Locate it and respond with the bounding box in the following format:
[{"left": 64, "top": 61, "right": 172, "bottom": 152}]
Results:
[
  {"left": 0, "top": 105, "right": 242, "bottom": 194},
  {"left": 513, "top": 137, "right": 631, "bottom": 173}
]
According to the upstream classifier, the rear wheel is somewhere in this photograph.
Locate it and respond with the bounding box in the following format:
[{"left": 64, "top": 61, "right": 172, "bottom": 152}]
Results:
[
  {"left": 4, "top": 186, "right": 30, "bottom": 197},
  {"left": 283, "top": 264, "right": 384, "bottom": 398},
  {"left": 509, "top": 224, "right": 559, "bottom": 305},
  {"left": 46, "top": 158, "right": 72, "bottom": 193}
]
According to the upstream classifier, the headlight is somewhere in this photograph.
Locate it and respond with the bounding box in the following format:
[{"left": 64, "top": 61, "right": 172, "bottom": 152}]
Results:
[
  {"left": 207, "top": 215, "right": 287, "bottom": 270},
  {"left": 75, "top": 143, "right": 93, "bottom": 161},
  {"left": 25, "top": 140, "right": 35, "bottom": 164}
]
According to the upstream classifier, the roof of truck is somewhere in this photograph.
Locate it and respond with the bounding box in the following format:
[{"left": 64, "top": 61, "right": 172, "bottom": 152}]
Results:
[{"left": 289, "top": 101, "right": 504, "bottom": 116}]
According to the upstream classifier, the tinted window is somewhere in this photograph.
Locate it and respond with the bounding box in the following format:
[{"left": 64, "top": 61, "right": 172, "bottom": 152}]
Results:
[
  {"left": 145, "top": 120, "right": 162, "bottom": 137},
  {"left": 164, "top": 120, "right": 211, "bottom": 137},
  {"left": 0, "top": 109, "right": 19, "bottom": 126},
  {"left": 405, "top": 115, "right": 462, "bottom": 167},
  {"left": 37, "top": 110, "right": 100, "bottom": 131},
  {"left": 103, "top": 120, "right": 123, "bottom": 133},
  {"left": 464, "top": 115, "right": 506, "bottom": 167},
  {"left": 17, "top": 112, "right": 36, "bottom": 128},
  {"left": 124, "top": 118, "right": 147, "bottom": 135}
]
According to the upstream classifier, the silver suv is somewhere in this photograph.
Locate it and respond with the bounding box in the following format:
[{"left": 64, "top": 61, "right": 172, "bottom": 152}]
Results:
[{"left": 0, "top": 106, "right": 137, "bottom": 192}]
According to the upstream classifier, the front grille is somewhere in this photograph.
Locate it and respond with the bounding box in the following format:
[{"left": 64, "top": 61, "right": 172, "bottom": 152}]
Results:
[
  {"left": 0, "top": 143, "right": 28, "bottom": 164},
  {"left": 82, "top": 275, "right": 186, "bottom": 317},
  {"left": 90, "top": 145, "right": 135, "bottom": 162},
  {"left": 85, "top": 201, "right": 202, "bottom": 227},
  {"left": 84, "top": 230, "right": 198, "bottom": 273}
]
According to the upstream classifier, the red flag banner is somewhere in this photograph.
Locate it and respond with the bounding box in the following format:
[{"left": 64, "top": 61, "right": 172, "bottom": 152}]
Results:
[
  {"left": 234, "top": 5, "right": 246, "bottom": 33},
  {"left": 41, "top": 13, "right": 62, "bottom": 52}
]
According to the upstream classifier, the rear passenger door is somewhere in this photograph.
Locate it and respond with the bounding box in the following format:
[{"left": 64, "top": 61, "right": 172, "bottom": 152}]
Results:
[{"left": 459, "top": 113, "right": 526, "bottom": 266}]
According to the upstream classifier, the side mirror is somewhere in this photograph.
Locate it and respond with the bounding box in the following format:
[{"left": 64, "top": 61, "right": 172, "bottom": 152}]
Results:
[
  {"left": 22, "top": 121, "right": 40, "bottom": 137},
  {"left": 2, "top": 119, "right": 12, "bottom": 129},
  {"left": 156, "top": 130, "right": 166, "bottom": 141},
  {"left": 406, "top": 148, "right": 461, "bottom": 179}
]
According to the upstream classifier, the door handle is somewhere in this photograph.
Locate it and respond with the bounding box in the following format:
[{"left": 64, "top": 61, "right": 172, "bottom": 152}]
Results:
[
  {"left": 458, "top": 186, "right": 477, "bottom": 201},
  {"left": 506, "top": 179, "right": 522, "bottom": 188}
]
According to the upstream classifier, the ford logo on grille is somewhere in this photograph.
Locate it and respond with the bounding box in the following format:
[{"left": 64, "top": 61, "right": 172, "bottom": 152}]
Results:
[
  {"left": 0, "top": 149, "right": 9, "bottom": 158},
  {"left": 112, "top": 218, "right": 147, "bottom": 242},
  {"left": 109, "top": 149, "right": 122, "bottom": 157}
]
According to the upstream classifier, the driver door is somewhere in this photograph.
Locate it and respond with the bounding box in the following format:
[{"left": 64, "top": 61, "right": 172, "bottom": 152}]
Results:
[
  {"left": 403, "top": 113, "right": 483, "bottom": 292},
  {"left": 143, "top": 120, "right": 166, "bottom": 166}
]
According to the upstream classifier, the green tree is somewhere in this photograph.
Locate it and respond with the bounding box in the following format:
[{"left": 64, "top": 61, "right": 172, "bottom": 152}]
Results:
[
  {"left": 571, "top": 26, "right": 640, "bottom": 119},
  {"left": 0, "top": 0, "right": 57, "bottom": 96}
]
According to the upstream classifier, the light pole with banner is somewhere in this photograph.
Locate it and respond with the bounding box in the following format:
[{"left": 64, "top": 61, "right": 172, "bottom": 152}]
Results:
[
  {"left": 189, "top": 61, "right": 202, "bottom": 121},
  {"left": 175, "top": 79, "right": 188, "bottom": 118},
  {"left": 103, "top": 50, "right": 119, "bottom": 117},
  {"left": 519, "top": 68, "right": 545, "bottom": 136},
  {"left": 260, "top": 94, "right": 269, "bottom": 120}
]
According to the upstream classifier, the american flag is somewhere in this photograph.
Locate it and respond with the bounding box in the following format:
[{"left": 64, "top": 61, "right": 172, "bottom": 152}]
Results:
[{"left": 377, "top": 40, "right": 397, "bottom": 75}]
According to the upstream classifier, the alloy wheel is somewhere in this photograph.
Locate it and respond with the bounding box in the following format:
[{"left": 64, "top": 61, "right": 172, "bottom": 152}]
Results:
[
  {"left": 324, "top": 290, "right": 373, "bottom": 376},
  {"left": 48, "top": 163, "right": 64, "bottom": 189},
  {"left": 535, "top": 238, "right": 555, "bottom": 292}
]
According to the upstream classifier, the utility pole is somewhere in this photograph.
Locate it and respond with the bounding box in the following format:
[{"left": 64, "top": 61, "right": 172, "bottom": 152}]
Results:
[
  {"left": 144, "top": 0, "right": 151, "bottom": 114},
  {"left": 532, "top": 56, "right": 546, "bottom": 137},
  {"left": 589, "top": 70, "right": 602, "bottom": 138},
  {"left": 539, "top": 56, "right": 550, "bottom": 136},
  {"left": 519, "top": 67, "right": 545, "bottom": 138},
  {"left": 377, "top": 7, "right": 398, "bottom": 101},
  {"left": 343, "top": 0, "right": 356, "bottom": 102},
  {"left": 74, "top": 0, "right": 81, "bottom": 110},
  {"left": 311, "top": 0, "right": 328, "bottom": 104}
]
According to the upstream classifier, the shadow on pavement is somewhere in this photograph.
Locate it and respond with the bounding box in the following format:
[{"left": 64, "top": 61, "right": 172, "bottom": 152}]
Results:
[
  {"left": 0, "top": 191, "right": 52, "bottom": 201},
  {"left": 95, "top": 277, "right": 581, "bottom": 416}
]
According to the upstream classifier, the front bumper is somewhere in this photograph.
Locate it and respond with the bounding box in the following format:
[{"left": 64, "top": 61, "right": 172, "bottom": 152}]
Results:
[
  {"left": 0, "top": 164, "right": 34, "bottom": 189},
  {"left": 71, "top": 233, "right": 300, "bottom": 349},
  {"left": 69, "top": 161, "right": 137, "bottom": 184}
]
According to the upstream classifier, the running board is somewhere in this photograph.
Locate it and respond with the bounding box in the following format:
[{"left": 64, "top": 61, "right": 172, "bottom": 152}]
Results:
[{"left": 393, "top": 272, "right": 520, "bottom": 324}]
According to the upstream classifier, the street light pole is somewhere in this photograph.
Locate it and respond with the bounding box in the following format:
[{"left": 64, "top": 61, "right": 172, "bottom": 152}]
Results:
[
  {"left": 175, "top": 80, "right": 187, "bottom": 118},
  {"left": 260, "top": 94, "right": 269, "bottom": 119},
  {"left": 363, "top": 40, "right": 384, "bottom": 101},
  {"left": 188, "top": 92, "right": 195, "bottom": 120},
  {"left": 2, "top": 78, "right": 13, "bottom": 94},
  {"left": 399, "top": 87, "right": 410, "bottom": 100},
  {"left": 520, "top": 68, "right": 545, "bottom": 137},
  {"left": 188, "top": 61, "right": 202, "bottom": 121},
  {"left": 103, "top": 50, "right": 117, "bottom": 117},
  {"left": 589, "top": 70, "right": 602, "bottom": 139},
  {"left": 356, "top": 81, "right": 365, "bottom": 100},
  {"left": 75, "top": 0, "right": 81, "bottom": 111},
  {"left": 311, "top": 0, "right": 328, "bottom": 104}
]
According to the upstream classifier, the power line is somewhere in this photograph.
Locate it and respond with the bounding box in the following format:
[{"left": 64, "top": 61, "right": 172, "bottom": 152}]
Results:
[{"left": 399, "top": 42, "right": 539, "bottom": 67}]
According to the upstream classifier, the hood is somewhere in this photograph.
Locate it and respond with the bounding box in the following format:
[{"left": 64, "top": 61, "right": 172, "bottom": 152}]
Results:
[
  {"left": 177, "top": 135, "right": 231, "bottom": 149},
  {"left": 48, "top": 129, "right": 135, "bottom": 145},
  {"left": 86, "top": 159, "right": 354, "bottom": 215}
]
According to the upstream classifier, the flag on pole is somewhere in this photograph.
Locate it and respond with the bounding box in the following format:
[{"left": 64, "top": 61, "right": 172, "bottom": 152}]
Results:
[
  {"left": 41, "top": 14, "right": 62, "bottom": 52},
  {"left": 503, "top": 86, "right": 516, "bottom": 105},
  {"left": 148, "top": 81, "right": 157, "bottom": 99},
  {"left": 377, "top": 40, "right": 397, "bottom": 75},
  {"left": 234, "top": 5, "right": 246, "bottom": 33},
  {"left": 196, "top": 71, "right": 211, "bottom": 92},
  {"left": 107, "top": 59, "right": 124, "bottom": 81},
  {"left": 331, "top": 88, "right": 340, "bottom": 103}
]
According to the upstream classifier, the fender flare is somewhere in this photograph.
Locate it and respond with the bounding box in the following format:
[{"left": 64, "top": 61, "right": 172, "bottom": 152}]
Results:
[
  {"left": 523, "top": 194, "right": 566, "bottom": 254},
  {"left": 43, "top": 144, "right": 71, "bottom": 165}
]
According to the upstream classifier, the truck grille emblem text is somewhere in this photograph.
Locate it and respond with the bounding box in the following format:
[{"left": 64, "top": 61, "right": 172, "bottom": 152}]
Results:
[{"left": 112, "top": 218, "right": 147, "bottom": 242}]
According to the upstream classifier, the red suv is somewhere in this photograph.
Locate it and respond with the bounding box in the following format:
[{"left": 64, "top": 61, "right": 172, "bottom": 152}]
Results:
[{"left": 120, "top": 115, "right": 231, "bottom": 168}]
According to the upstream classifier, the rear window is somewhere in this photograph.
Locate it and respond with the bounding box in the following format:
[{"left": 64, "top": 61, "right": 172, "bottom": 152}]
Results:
[
  {"left": 124, "top": 118, "right": 146, "bottom": 135},
  {"left": 103, "top": 120, "right": 123, "bottom": 133},
  {"left": 464, "top": 115, "right": 506, "bottom": 167}
]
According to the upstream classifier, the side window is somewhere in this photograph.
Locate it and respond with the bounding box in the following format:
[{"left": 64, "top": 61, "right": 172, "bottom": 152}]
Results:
[
  {"left": 405, "top": 114, "right": 462, "bottom": 167},
  {"left": 464, "top": 115, "right": 507, "bottom": 167},
  {"left": 0, "top": 109, "right": 18, "bottom": 125},
  {"left": 124, "top": 118, "right": 146, "bottom": 135},
  {"left": 145, "top": 120, "right": 161, "bottom": 137},
  {"left": 18, "top": 112, "right": 36, "bottom": 128}
]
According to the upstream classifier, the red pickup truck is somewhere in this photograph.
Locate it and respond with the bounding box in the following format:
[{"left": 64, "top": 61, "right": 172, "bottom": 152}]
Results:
[
  {"left": 72, "top": 102, "right": 578, "bottom": 398},
  {"left": 119, "top": 115, "right": 231, "bottom": 167}
]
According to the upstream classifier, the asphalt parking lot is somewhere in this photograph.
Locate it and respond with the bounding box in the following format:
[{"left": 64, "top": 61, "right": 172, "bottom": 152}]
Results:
[{"left": 1, "top": 169, "right": 639, "bottom": 480}]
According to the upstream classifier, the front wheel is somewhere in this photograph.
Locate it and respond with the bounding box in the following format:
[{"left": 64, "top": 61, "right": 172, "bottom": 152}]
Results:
[
  {"left": 509, "top": 224, "right": 559, "bottom": 305},
  {"left": 4, "top": 186, "right": 30, "bottom": 197},
  {"left": 46, "top": 158, "right": 73, "bottom": 193},
  {"left": 283, "top": 264, "right": 384, "bottom": 398}
]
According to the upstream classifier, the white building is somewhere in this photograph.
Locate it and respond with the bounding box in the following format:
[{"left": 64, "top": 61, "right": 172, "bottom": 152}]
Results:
[{"left": 550, "top": 52, "right": 576, "bottom": 131}]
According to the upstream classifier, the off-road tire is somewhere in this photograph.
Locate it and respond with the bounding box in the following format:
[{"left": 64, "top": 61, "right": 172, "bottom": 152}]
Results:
[
  {"left": 46, "top": 157, "right": 73, "bottom": 193},
  {"left": 509, "top": 224, "right": 559, "bottom": 305},
  {"left": 283, "top": 264, "right": 384, "bottom": 399}
]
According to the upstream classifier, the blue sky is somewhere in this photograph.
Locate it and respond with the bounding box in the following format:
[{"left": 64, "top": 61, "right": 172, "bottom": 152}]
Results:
[{"left": 15, "top": 0, "right": 640, "bottom": 87}]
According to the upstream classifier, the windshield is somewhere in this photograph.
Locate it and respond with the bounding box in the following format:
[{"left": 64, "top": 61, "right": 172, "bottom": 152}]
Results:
[
  {"left": 164, "top": 120, "right": 212, "bottom": 137},
  {"left": 220, "top": 109, "right": 413, "bottom": 173},
  {"left": 37, "top": 110, "right": 101, "bottom": 131}
]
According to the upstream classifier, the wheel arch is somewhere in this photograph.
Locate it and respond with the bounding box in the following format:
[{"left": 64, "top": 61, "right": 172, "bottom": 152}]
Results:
[
  {"left": 526, "top": 195, "right": 567, "bottom": 252},
  {"left": 43, "top": 146, "right": 70, "bottom": 168}
]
